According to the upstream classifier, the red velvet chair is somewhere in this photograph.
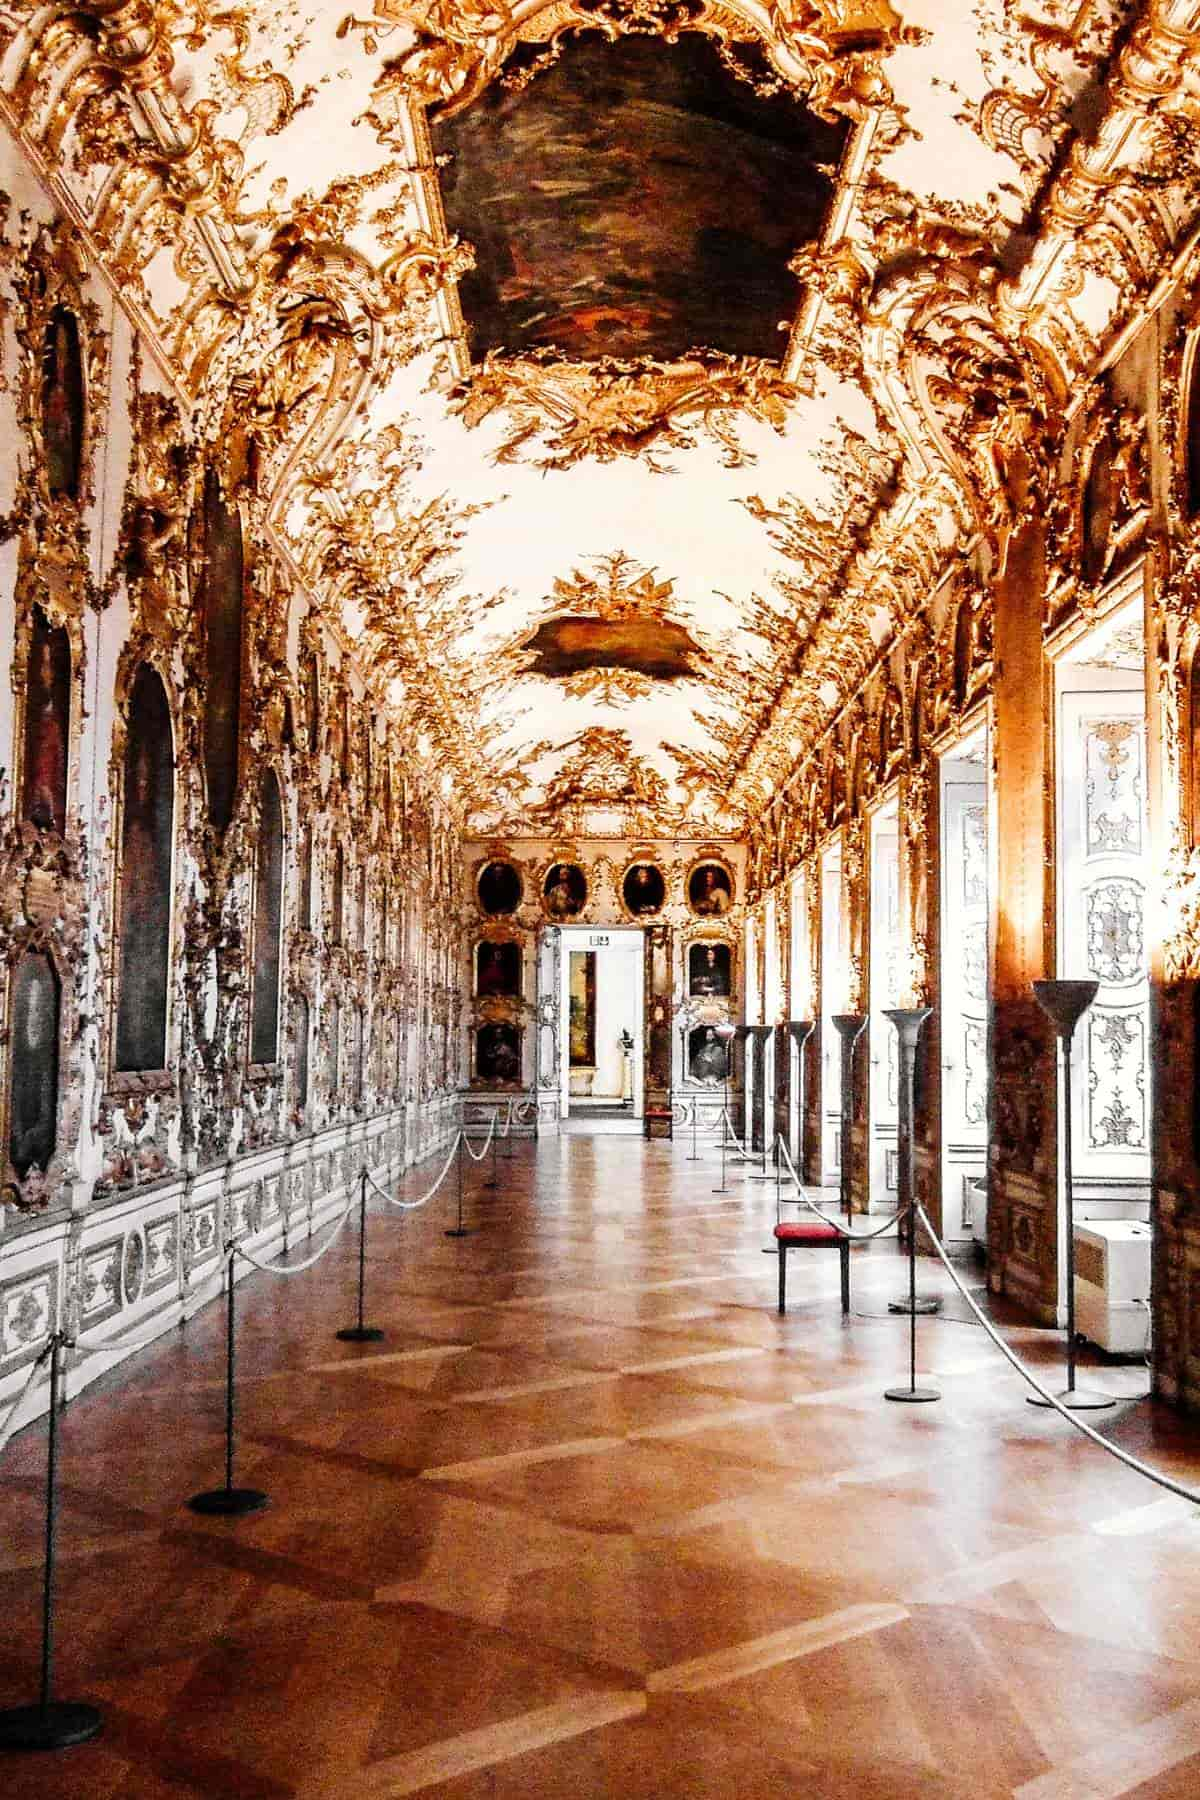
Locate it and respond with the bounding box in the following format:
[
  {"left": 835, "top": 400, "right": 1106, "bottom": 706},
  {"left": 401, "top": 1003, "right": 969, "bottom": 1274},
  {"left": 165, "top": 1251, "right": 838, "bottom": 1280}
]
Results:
[{"left": 774, "top": 1219, "right": 850, "bottom": 1316}]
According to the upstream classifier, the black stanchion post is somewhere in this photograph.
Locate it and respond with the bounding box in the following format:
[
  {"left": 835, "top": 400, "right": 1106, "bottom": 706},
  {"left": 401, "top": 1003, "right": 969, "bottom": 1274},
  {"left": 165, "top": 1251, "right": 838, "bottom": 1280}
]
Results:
[
  {"left": 1028, "top": 979, "right": 1115, "bottom": 1412},
  {"left": 445, "top": 1132, "right": 471, "bottom": 1238},
  {"left": 337, "top": 1169, "right": 385, "bottom": 1344},
  {"left": 831, "top": 1015, "right": 868, "bottom": 1221},
  {"left": 188, "top": 1251, "right": 269, "bottom": 1516},
  {"left": 883, "top": 1007, "right": 940, "bottom": 1405},
  {"left": 0, "top": 1335, "right": 103, "bottom": 1753},
  {"left": 711, "top": 1023, "right": 739, "bottom": 1195}
]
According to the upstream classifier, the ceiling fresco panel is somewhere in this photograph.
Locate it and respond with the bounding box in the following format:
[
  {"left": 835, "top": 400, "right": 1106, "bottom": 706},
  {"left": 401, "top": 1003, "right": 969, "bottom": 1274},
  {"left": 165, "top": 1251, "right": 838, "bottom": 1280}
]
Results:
[{"left": 434, "top": 34, "right": 848, "bottom": 364}]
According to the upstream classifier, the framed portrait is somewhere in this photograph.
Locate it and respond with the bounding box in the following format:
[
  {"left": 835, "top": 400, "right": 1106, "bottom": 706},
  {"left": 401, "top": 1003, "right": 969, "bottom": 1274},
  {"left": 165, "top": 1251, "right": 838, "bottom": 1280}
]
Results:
[
  {"left": 476, "top": 1021, "right": 521, "bottom": 1082},
  {"left": 688, "top": 1024, "right": 729, "bottom": 1085},
  {"left": 622, "top": 862, "right": 665, "bottom": 917},
  {"left": 478, "top": 860, "right": 523, "bottom": 916},
  {"left": 688, "top": 861, "right": 733, "bottom": 917},
  {"left": 688, "top": 941, "right": 731, "bottom": 998},
  {"left": 476, "top": 940, "right": 521, "bottom": 997},
  {"left": 543, "top": 862, "right": 587, "bottom": 919}
]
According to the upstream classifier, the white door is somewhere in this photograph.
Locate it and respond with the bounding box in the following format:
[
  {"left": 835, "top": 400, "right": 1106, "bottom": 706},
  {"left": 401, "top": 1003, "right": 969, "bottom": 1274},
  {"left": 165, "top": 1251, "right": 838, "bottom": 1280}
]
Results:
[
  {"left": 868, "top": 816, "right": 900, "bottom": 1212},
  {"left": 1058, "top": 686, "right": 1151, "bottom": 1201},
  {"left": 940, "top": 757, "right": 989, "bottom": 1244}
]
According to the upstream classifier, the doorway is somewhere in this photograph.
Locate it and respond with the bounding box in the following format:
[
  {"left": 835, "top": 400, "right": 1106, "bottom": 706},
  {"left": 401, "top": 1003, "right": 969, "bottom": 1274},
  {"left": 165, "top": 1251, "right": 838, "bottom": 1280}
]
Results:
[
  {"left": 558, "top": 926, "right": 645, "bottom": 1129},
  {"left": 939, "top": 724, "right": 990, "bottom": 1249},
  {"left": 820, "top": 838, "right": 846, "bottom": 1187},
  {"left": 868, "top": 798, "right": 900, "bottom": 1212}
]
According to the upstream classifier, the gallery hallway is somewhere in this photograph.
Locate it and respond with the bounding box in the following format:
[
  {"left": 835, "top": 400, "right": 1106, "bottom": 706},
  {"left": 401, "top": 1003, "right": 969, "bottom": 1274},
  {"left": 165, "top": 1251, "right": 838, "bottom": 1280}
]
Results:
[{"left": 4, "top": 1135, "right": 1200, "bottom": 1799}]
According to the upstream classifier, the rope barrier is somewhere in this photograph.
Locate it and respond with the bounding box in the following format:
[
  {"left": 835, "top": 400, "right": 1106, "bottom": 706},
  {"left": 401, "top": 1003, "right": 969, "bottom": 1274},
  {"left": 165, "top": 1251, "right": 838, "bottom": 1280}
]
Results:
[
  {"left": 775, "top": 1140, "right": 907, "bottom": 1242},
  {"left": 720, "top": 1107, "right": 750, "bottom": 1157},
  {"left": 914, "top": 1199, "right": 1200, "bottom": 1506},
  {"left": 496, "top": 1099, "right": 515, "bottom": 1140},
  {"left": 462, "top": 1111, "right": 498, "bottom": 1162},
  {"left": 370, "top": 1130, "right": 464, "bottom": 1211},
  {"left": 233, "top": 1189, "right": 357, "bottom": 1276},
  {"left": 0, "top": 1339, "right": 53, "bottom": 1455}
]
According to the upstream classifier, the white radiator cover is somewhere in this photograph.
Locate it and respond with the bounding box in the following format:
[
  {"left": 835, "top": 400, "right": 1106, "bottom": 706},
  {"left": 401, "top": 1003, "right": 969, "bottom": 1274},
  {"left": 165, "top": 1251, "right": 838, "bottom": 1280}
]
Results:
[{"left": 1073, "top": 1220, "right": 1152, "bottom": 1355}]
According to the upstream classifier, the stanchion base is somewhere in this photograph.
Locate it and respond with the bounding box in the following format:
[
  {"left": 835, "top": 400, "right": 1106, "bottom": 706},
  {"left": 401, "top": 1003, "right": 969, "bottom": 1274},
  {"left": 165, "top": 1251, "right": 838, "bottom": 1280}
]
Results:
[
  {"left": 711, "top": 1185, "right": 729, "bottom": 1196},
  {"left": 336, "top": 1326, "right": 385, "bottom": 1343},
  {"left": 483, "top": 1179, "right": 499, "bottom": 1190},
  {"left": 0, "top": 1700, "right": 103, "bottom": 1752},
  {"left": 444, "top": 1227, "right": 473, "bottom": 1238},
  {"left": 1027, "top": 1388, "right": 1117, "bottom": 1411},
  {"left": 884, "top": 1385, "right": 941, "bottom": 1404},
  {"left": 887, "top": 1296, "right": 942, "bottom": 1315},
  {"left": 187, "top": 1486, "right": 269, "bottom": 1517}
]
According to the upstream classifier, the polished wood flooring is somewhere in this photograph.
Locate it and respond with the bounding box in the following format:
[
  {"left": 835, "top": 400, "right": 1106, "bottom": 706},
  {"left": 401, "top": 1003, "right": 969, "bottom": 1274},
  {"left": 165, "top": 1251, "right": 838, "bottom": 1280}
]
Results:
[{"left": 5, "top": 1135, "right": 1200, "bottom": 1797}]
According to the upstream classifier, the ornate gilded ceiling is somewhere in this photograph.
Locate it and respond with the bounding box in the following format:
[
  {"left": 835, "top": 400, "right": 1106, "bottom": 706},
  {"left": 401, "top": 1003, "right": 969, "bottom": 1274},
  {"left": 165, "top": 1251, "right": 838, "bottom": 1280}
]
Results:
[{"left": 3, "top": 0, "right": 1199, "bottom": 836}]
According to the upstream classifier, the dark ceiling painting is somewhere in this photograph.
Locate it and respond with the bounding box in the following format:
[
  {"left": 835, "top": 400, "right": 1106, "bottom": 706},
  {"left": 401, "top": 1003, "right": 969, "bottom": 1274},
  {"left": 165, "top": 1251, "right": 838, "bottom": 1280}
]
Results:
[
  {"left": 433, "top": 34, "right": 848, "bottom": 365},
  {"left": 522, "top": 615, "right": 701, "bottom": 680}
]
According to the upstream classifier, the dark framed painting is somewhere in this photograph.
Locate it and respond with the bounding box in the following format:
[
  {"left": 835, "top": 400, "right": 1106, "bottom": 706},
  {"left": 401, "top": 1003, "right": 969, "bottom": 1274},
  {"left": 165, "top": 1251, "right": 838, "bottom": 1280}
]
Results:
[
  {"left": 476, "top": 940, "right": 521, "bottom": 998},
  {"left": 41, "top": 305, "right": 85, "bottom": 500},
  {"left": 478, "top": 859, "right": 522, "bottom": 916},
  {"left": 294, "top": 994, "right": 310, "bottom": 1113},
  {"left": 688, "top": 862, "right": 733, "bottom": 916},
  {"left": 623, "top": 863, "right": 665, "bottom": 917},
  {"left": 568, "top": 950, "right": 596, "bottom": 1067},
  {"left": 9, "top": 950, "right": 60, "bottom": 1177},
  {"left": 198, "top": 468, "right": 244, "bottom": 835},
  {"left": 22, "top": 606, "right": 70, "bottom": 834},
  {"left": 689, "top": 1024, "right": 729, "bottom": 1085},
  {"left": 476, "top": 1021, "right": 520, "bottom": 1083},
  {"left": 250, "top": 769, "right": 284, "bottom": 1066},
  {"left": 115, "top": 665, "right": 175, "bottom": 1073},
  {"left": 689, "top": 941, "right": 731, "bottom": 998},
  {"left": 543, "top": 862, "right": 586, "bottom": 919}
]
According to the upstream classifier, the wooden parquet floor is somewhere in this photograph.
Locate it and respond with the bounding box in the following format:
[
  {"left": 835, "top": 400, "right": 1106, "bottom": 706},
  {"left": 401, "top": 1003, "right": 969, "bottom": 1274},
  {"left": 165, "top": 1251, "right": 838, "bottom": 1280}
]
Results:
[{"left": 4, "top": 1134, "right": 1200, "bottom": 1798}]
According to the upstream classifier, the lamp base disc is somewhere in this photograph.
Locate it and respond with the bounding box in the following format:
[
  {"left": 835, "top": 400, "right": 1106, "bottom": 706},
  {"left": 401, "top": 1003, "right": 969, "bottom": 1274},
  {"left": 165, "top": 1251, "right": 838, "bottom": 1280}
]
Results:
[
  {"left": 336, "top": 1326, "right": 385, "bottom": 1343},
  {"left": 887, "top": 1297, "right": 942, "bottom": 1316},
  {"left": 1027, "top": 1389, "right": 1117, "bottom": 1411},
  {"left": 444, "top": 1227, "right": 472, "bottom": 1238},
  {"left": 0, "top": 1701, "right": 103, "bottom": 1752},
  {"left": 884, "top": 1385, "right": 941, "bottom": 1404},
  {"left": 187, "top": 1487, "right": 269, "bottom": 1517}
]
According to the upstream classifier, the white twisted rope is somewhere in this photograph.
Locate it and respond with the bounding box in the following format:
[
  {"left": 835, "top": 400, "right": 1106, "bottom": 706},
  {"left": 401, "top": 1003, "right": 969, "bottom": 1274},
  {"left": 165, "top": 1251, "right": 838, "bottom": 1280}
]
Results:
[
  {"left": 775, "top": 1140, "right": 907, "bottom": 1242},
  {"left": 371, "top": 1130, "right": 464, "bottom": 1212},
  {"left": 497, "top": 1099, "right": 515, "bottom": 1140},
  {"left": 913, "top": 1199, "right": 1198, "bottom": 1504},
  {"left": 234, "top": 1188, "right": 357, "bottom": 1275},
  {"left": 462, "top": 1110, "right": 498, "bottom": 1162},
  {"left": 0, "top": 1338, "right": 53, "bottom": 1455},
  {"left": 720, "top": 1106, "right": 750, "bottom": 1157}
]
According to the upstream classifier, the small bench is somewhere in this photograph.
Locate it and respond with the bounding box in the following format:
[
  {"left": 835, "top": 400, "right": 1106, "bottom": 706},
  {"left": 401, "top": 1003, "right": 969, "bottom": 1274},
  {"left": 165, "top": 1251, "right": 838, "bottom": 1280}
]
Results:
[
  {"left": 643, "top": 1105, "right": 674, "bottom": 1141},
  {"left": 774, "top": 1220, "right": 850, "bottom": 1316}
]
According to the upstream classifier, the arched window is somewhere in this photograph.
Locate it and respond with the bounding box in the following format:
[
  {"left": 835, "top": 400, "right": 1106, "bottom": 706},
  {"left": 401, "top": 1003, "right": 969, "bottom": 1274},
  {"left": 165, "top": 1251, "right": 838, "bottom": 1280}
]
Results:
[
  {"left": 9, "top": 951, "right": 60, "bottom": 1177},
  {"left": 22, "top": 606, "right": 70, "bottom": 833},
  {"left": 250, "top": 770, "right": 284, "bottom": 1065},
  {"left": 116, "top": 666, "right": 175, "bottom": 1072},
  {"left": 1186, "top": 337, "right": 1200, "bottom": 519},
  {"left": 299, "top": 825, "right": 314, "bottom": 932},
  {"left": 328, "top": 998, "right": 341, "bottom": 1095},
  {"left": 198, "top": 469, "right": 244, "bottom": 834}
]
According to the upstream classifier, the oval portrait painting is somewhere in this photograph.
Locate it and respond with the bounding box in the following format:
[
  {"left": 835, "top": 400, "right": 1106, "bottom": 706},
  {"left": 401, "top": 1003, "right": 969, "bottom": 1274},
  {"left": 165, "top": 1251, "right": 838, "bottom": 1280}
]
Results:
[
  {"left": 478, "top": 860, "right": 523, "bottom": 916},
  {"left": 543, "top": 862, "right": 587, "bottom": 919},
  {"left": 688, "top": 861, "right": 733, "bottom": 917},
  {"left": 622, "top": 863, "right": 665, "bottom": 917}
]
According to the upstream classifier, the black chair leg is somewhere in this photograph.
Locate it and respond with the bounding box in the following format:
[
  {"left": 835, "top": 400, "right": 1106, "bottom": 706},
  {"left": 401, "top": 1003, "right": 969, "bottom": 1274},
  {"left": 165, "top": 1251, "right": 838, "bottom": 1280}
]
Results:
[
  {"left": 778, "top": 1248, "right": 787, "bottom": 1315},
  {"left": 840, "top": 1241, "right": 850, "bottom": 1315}
]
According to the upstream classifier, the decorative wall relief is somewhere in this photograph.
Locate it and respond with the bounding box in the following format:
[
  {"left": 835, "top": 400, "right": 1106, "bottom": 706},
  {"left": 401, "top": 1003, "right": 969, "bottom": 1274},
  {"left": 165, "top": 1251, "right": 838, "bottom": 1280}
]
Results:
[
  {"left": 250, "top": 769, "right": 284, "bottom": 1065},
  {"left": 7, "top": 951, "right": 60, "bottom": 1178},
  {"left": 115, "top": 666, "right": 175, "bottom": 1074},
  {"left": 197, "top": 469, "right": 244, "bottom": 837}
]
